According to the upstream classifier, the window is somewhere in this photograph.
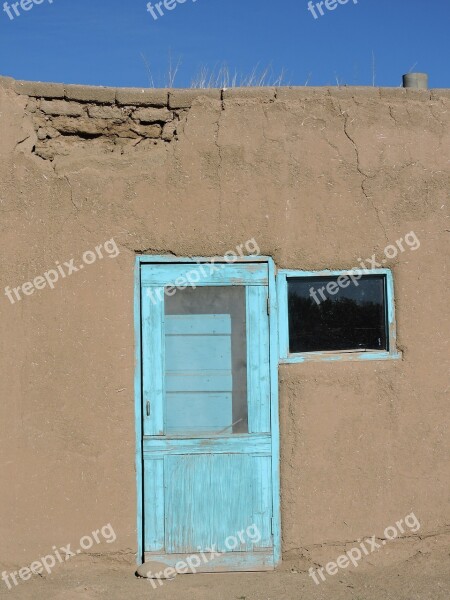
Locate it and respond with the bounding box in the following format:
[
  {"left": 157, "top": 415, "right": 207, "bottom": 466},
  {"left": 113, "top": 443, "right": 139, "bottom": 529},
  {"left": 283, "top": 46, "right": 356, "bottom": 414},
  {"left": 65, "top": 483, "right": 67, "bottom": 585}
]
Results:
[{"left": 277, "top": 269, "right": 400, "bottom": 363}]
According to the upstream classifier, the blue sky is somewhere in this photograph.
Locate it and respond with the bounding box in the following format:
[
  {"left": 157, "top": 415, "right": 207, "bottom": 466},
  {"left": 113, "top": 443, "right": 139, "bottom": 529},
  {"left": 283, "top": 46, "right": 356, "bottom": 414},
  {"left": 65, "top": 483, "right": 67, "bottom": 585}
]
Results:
[{"left": 0, "top": 0, "right": 448, "bottom": 88}]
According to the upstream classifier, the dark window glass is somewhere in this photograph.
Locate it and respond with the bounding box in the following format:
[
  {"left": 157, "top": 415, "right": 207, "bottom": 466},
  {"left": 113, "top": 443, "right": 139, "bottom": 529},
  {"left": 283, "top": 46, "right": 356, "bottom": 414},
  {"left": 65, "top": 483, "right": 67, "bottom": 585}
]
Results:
[{"left": 288, "top": 275, "right": 388, "bottom": 353}]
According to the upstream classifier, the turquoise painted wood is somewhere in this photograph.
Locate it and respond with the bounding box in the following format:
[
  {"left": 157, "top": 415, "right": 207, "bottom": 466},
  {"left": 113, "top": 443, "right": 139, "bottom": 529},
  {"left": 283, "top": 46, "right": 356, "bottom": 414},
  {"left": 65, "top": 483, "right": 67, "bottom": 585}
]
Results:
[
  {"left": 165, "top": 454, "right": 254, "bottom": 553},
  {"left": 138, "top": 259, "right": 279, "bottom": 571},
  {"left": 134, "top": 257, "right": 143, "bottom": 563},
  {"left": 143, "top": 458, "right": 164, "bottom": 551},
  {"left": 143, "top": 434, "right": 272, "bottom": 456},
  {"left": 165, "top": 313, "right": 232, "bottom": 434},
  {"left": 246, "top": 286, "right": 270, "bottom": 433},
  {"left": 141, "top": 262, "right": 268, "bottom": 287},
  {"left": 141, "top": 286, "right": 165, "bottom": 436},
  {"left": 268, "top": 258, "right": 281, "bottom": 564},
  {"left": 252, "top": 455, "right": 273, "bottom": 547},
  {"left": 144, "top": 550, "right": 274, "bottom": 572}
]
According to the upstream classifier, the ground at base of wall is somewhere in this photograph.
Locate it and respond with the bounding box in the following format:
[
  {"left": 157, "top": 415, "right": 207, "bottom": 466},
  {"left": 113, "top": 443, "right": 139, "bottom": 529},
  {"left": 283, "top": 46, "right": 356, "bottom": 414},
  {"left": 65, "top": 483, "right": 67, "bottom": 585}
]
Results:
[{"left": 6, "top": 550, "right": 449, "bottom": 600}]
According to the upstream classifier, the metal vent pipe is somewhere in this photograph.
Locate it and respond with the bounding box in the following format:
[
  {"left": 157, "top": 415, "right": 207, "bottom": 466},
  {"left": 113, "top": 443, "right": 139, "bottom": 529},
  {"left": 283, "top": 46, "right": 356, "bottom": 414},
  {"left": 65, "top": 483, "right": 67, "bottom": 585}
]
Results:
[{"left": 402, "top": 73, "right": 429, "bottom": 89}]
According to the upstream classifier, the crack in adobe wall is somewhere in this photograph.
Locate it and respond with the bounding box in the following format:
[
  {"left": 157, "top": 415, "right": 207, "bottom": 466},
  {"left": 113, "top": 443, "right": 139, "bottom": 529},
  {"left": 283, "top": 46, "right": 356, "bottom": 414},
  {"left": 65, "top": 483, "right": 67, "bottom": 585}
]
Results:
[
  {"left": 7, "top": 79, "right": 448, "bottom": 167},
  {"left": 212, "top": 105, "right": 225, "bottom": 224},
  {"left": 338, "top": 101, "right": 389, "bottom": 242},
  {"left": 284, "top": 525, "right": 450, "bottom": 559}
]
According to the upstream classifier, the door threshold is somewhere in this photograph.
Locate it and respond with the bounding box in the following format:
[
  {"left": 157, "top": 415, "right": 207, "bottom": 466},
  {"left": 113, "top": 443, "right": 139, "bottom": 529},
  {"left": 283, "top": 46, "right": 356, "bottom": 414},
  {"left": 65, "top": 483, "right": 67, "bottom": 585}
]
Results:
[{"left": 143, "top": 550, "right": 274, "bottom": 572}]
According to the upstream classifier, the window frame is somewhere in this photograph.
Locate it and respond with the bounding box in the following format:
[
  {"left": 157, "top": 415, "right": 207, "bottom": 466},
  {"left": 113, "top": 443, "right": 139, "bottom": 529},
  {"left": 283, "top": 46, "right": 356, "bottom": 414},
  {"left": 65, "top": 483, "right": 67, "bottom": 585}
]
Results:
[{"left": 277, "top": 268, "right": 401, "bottom": 363}]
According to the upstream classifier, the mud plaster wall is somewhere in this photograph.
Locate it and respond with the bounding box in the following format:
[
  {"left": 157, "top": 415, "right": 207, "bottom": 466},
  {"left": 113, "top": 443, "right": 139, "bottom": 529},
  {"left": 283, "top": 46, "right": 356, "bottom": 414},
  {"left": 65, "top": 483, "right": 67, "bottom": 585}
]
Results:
[{"left": 0, "top": 76, "right": 449, "bottom": 568}]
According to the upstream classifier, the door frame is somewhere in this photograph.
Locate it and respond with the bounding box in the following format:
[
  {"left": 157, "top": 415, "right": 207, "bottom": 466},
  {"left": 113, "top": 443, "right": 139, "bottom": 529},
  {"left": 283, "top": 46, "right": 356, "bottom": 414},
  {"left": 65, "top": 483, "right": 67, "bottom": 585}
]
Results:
[{"left": 134, "top": 255, "right": 280, "bottom": 566}]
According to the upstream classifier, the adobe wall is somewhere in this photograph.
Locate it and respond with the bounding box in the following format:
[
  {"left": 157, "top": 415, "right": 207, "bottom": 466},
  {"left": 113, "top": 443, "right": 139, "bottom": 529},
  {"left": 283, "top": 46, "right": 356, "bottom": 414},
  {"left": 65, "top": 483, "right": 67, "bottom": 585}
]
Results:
[{"left": 0, "top": 76, "right": 448, "bottom": 568}]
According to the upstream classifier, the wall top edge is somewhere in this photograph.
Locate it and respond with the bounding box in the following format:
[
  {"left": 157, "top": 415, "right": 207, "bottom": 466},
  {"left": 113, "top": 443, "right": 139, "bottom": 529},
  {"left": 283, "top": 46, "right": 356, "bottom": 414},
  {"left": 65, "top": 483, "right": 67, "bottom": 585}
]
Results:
[{"left": 0, "top": 75, "right": 448, "bottom": 106}]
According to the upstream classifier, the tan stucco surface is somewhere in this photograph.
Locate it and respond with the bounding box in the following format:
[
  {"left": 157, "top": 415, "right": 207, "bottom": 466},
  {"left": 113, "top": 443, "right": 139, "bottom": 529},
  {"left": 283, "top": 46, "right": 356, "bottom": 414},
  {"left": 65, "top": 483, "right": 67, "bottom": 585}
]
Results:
[{"left": 0, "top": 77, "right": 448, "bottom": 571}]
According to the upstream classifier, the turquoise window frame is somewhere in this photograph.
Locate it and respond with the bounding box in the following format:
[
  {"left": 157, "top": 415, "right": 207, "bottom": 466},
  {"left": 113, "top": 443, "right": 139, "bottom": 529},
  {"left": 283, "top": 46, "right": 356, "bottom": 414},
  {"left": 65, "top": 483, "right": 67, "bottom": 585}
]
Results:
[{"left": 277, "top": 269, "right": 401, "bottom": 364}]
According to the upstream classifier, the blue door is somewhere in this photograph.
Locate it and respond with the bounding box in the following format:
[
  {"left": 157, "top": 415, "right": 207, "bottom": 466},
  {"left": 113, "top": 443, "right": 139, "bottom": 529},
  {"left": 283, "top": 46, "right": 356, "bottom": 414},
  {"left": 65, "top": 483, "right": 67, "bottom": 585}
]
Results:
[{"left": 139, "top": 260, "right": 279, "bottom": 571}]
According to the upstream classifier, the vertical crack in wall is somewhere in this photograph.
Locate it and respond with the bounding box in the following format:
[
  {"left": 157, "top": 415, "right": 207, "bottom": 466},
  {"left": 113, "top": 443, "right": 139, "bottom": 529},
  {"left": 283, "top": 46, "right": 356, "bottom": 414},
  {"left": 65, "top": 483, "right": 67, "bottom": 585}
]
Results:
[
  {"left": 339, "top": 102, "right": 389, "bottom": 242},
  {"left": 213, "top": 106, "right": 224, "bottom": 226}
]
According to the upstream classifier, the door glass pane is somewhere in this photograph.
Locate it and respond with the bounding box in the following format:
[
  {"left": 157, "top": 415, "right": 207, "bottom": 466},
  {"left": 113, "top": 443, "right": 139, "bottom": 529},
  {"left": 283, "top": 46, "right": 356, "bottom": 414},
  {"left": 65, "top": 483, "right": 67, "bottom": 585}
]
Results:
[{"left": 164, "top": 286, "right": 248, "bottom": 435}]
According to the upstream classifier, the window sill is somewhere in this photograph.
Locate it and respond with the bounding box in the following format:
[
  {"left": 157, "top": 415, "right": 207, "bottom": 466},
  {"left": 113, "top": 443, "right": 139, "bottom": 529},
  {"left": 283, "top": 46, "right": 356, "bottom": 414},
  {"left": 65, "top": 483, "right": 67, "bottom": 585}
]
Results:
[{"left": 279, "top": 349, "right": 402, "bottom": 364}]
